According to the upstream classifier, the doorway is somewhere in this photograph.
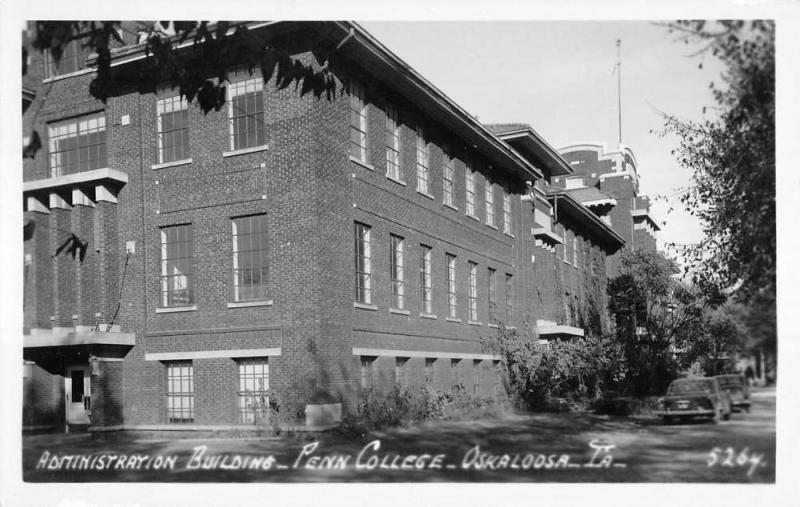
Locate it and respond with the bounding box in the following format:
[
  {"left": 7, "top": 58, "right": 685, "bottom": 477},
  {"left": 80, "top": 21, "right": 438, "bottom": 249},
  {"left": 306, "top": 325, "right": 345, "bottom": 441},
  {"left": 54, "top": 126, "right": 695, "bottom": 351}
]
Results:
[{"left": 64, "top": 365, "right": 91, "bottom": 426}]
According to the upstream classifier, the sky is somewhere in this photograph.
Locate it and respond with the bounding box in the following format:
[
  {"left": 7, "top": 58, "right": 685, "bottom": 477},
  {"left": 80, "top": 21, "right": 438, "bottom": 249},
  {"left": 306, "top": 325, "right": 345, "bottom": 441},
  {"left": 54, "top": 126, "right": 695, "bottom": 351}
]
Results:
[{"left": 362, "top": 21, "right": 728, "bottom": 256}]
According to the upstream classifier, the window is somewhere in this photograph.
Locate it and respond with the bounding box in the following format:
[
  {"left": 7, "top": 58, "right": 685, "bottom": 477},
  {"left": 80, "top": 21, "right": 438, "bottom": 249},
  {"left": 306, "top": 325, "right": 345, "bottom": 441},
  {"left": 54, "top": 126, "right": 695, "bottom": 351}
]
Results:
[
  {"left": 390, "top": 235, "right": 405, "bottom": 309},
  {"left": 160, "top": 224, "right": 193, "bottom": 307},
  {"left": 446, "top": 254, "right": 457, "bottom": 318},
  {"left": 488, "top": 268, "right": 497, "bottom": 322},
  {"left": 385, "top": 105, "right": 401, "bottom": 179},
  {"left": 485, "top": 183, "right": 495, "bottom": 226},
  {"left": 425, "top": 358, "right": 435, "bottom": 384},
  {"left": 232, "top": 215, "right": 269, "bottom": 302},
  {"left": 166, "top": 361, "right": 193, "bottom": 423},
  {"left": 468, "top": 262, "right": 478, "bottom": 322},
  {"left": 48, "top": 113, "right": 107, "bottom": 177},
  {"left": 443, "top": 152, "right": 455, "bottom": 206},
  {"left": 561, "top": 226, "right": 569, "bottom": 263},
  {"left": 360, "top": 356, "right": 375, "bottom": 391},
  {"left": 465, "top": 165, "right": 476, "bottom": 216},
  {"left": 354, "top": 223, "right": 372, "bottom": 304},
  {"left": 43, "top": 41, "right": 83, "bottom": 78},
  {"left": 451, "top": 359, "right": 462, "bottom": 388},
  {"left": 503, "top": 191, "right": 513, "bottom": 234},
  {"left": 395, "top": 357, "right": 408, "bottom": 387},
  {"left": 237, "top": 358, "right": 269, "bottom": 424},
  {"left": 573, "top": 236, "right": 579, "bottom": 267},
  {"left": 473, "top": 360, "right": 481, "bottom": 395},
  {"left": 349, "top": 81, "right": 368, "bottom": 162},
  {"left": 505, "top": 273, "right": 514, "bottom": 322},
  {"left": 565, "top": 230, "right": 573, "bottom": 264},
  {"left": 156, "top": 96, "right": 190, "bottom": 163},
  {"left": 420, "top": 245, "right": 432, "bottom": 314},
  {"left": 228, "top": 77, "right": 265, "bottom": 151},
  {"left": 416, "top": 127, "right": 429, "bottom": 194}
]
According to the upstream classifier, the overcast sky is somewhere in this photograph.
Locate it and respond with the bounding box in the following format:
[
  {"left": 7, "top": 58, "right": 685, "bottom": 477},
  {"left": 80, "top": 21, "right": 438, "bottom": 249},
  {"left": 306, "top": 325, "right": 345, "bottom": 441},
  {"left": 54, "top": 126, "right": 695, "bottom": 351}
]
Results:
[{"left": 362, "top": 21, "right": 728, "bottom": 255}]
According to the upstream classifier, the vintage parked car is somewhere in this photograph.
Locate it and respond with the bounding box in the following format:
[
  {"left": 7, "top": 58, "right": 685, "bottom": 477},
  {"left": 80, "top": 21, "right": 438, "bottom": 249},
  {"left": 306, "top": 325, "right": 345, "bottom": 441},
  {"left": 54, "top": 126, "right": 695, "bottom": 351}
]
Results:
[
  {"left": 714, "top": 373, "right": 751, "bottom": 413},
  {"left": 655, "top": 377, "right": 733, "bottom": 424}
]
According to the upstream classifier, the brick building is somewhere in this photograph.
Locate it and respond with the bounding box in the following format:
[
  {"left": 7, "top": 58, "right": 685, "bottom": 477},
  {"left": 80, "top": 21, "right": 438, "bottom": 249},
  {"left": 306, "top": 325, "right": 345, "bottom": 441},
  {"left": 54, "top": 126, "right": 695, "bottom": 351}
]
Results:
[
  {"left": 22, "top": 22, "right": 626, "bottom": 433},
  {"left": 555, "top": 142, "right": 660, "bottom": 275}
]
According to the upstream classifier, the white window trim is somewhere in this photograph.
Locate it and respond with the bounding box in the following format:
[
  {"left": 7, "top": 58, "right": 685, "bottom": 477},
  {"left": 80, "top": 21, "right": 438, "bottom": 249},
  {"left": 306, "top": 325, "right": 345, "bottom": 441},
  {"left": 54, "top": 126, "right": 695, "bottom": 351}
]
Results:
[{"left": 226, "top": 76, "right": 265, "bottom": 152}]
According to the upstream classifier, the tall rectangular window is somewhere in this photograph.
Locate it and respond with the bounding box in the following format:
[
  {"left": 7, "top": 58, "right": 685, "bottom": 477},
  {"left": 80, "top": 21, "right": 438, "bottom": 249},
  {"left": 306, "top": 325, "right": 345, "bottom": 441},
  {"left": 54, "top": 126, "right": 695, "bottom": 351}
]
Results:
[
  {"left": 237, "top": 358, "right": 269, "bottom": 424},
  {"left": 503, "top": 191, "right": 513, "bottom": 234},
  {"left": 565, "top": 230, "right": 573, "bottom": 264},
  {"left": 468, "top": 262, "right": 478, "bottom": 322},
  {"left": 420, "top": 245, "right": 433, "bottom": 314},
  {"left": 443, "top": 152, "right": 455, "bottom": 206},
  {"left": 360, "top": 356, "right": 375, "bottom": 391},
  {"left": 385, "top": 105, "right": 401, "bottom": 179},
  {"left": 395, "top": 357, "right": 408, "bottom": 387},
  {"left": 354, "top": 223, "right": 372, "bottom": 304},
  {"left": 451, "top": 359, "right": 462, "bottom": 388},
  {"left": 488, "top": 268, "right": 497, "bottom": 322},
  {"left": 465, "top": 165, "right": 476, "bottom": 216},
  {"left": 160, "top": 224, "right": 193, "bottom": 307},
  {"left": 473, "top": 360, "right": 482, "bottom": 395},
  {"left": 416, "top": 127, "right": 429, "bottom": 194},
  {"left": 390, "top": 235, "right": 405, "bottom": 310},
  {"left": 446, "top": 254, "right": 457, "bottom": 318},
  {"left": 48, "top": 112, "right": 107, "bottom": 177},
  {"left": 43, "top": 41, "right": 83, "bottom": 78},
  {"left": 485, "top": 182, "right": 495, "bottom": 226},
  {"left": 156, "top": 96, "right": 190, "bottom": 163},
  {"left": 349, "top": 81, "right": 368, "bottom": 162},
  {"left": 166, "top": 361, "right": 194, "bottom": 423},
  {"left": 573, "top": 236, "right": 579, "bottom": 266},
  {"left": 505, "top": 273, "right": 514, "bottom": 322},
  {"left": 425, "top": 358, "right": 435, "bottom": 384},
  {"left": 232, "top": 214, "right": 269, "bottom": 302},
  {"left": 228, "top": 77, "right": 265, "bottom": 151}
]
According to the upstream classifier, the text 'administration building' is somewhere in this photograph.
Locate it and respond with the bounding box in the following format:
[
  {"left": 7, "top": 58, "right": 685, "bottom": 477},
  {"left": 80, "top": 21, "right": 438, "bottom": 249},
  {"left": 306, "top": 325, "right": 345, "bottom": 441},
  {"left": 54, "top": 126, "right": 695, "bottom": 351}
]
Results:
[{"left": 22, "top": 22, "right": 624, "bottom": 433}]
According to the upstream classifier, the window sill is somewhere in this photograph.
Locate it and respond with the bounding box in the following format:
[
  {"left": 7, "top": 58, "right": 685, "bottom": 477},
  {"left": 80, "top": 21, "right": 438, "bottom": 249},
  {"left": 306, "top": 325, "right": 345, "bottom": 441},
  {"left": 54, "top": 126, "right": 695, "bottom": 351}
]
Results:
[
  {"left": 354, "top": 302, "right": 379, "bottom": 311},
  {"left": 387, "top": 175, "right": 407, "bottom": 187},
  {"left": 488, "top": 323, "right": 499, "bottom": 329},
  {"left": 487, "top": 223, "right": 498, "bottom": 230},
  {"left": 446, "top": 317, "right": 461, "bottom": 323},
  {"left": 504, "top": 231, "right": 515, "bottom": 238},
  {"left": 350, "top": 156, "right": 375, "bottom": 171},
  {"left": 223, "top": 145, "right": 269, "bottom": 158},
  {"left": 156, "top": 305, "right": 197, "bottom": 314},
  {"left": 152, "top": 158, "right": 193, "bottom": 170},
  {"left": 42, "top": 68, "right": 96, "bottom": 83},
  {"left": 227, "top": 300, "right": 273, "bottom": 309},
  {"left": 443, "top": 202, "right": 458, "bottom": 211},
  {"left": 417, "top": 190, "right": 434, "bottom": 200},
  {"left": 468, "top": 320, "right": 483, "bottom": 326},
  {"left": 467, "top": 214, "right": 480, "bottom": 222},
  {"left": 390, "top": 308, "right": 410, "bottom": 316},
  {"left": 420, "top": 313, "right": 438, "bottom": 320}
]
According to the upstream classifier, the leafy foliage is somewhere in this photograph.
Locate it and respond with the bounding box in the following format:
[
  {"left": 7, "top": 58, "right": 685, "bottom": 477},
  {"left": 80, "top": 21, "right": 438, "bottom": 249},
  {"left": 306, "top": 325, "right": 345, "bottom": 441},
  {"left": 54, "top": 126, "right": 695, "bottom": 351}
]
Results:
[
  {"left": 608, "top": 250, "right": 713, "bottom": 396},
  {"left": 656, "top": 20, "right": 775, "bottom": 303},
  {"left": 485, "top": 324, "right": 626, "bottom": 411}
]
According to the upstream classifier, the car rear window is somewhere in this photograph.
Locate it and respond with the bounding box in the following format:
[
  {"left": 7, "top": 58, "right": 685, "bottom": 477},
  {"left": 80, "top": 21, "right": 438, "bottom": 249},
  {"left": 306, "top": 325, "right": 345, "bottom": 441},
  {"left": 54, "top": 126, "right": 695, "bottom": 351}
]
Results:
[
  {"left": 716, "top": 376, "right": 743, "bottom": 388},
  {"left": 668, "top": 380, "right": 713, "bottom": 394}
]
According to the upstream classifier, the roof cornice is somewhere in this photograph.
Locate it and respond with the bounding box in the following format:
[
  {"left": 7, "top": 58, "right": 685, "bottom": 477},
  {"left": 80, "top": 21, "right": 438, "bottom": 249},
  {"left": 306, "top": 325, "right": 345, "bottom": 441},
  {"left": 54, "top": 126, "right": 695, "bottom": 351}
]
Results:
[{"left": 547, "top": 190, "right": 625, "bottom": 250}]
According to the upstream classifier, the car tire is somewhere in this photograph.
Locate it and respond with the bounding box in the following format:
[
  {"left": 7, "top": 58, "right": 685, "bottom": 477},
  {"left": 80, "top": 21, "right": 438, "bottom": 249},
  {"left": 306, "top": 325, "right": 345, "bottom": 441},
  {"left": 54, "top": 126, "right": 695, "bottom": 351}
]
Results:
[{"left": 722, "top": 411, "right": 731, "bottom": 421}]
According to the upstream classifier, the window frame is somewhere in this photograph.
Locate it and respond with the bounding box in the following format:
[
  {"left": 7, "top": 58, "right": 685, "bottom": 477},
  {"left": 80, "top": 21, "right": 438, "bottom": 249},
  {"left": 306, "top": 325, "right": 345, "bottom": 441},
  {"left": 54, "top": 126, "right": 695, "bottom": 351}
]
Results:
[
  {"left": 465, "top": 164, "right": 476, "bottom": 217},
  {"left": 165, "top": 361, "right": 194, "bottom": 423},
  {"left": 446, "top": 253, "right": 457, "bottom": 319},
  {"left": 156, "top": 95, "right": 190, "bottom": 164},
  {"left": 390, "top": 234, "right": 405, "bottom": 310},
  {"left": 349, "top": 81, "right": 368, "bottom": 162},
  {"left": 468, "top": 261, "right": 479, "bottom": 322},
  {"left": 485, "top": 182, "right": 495, "bottom": 226},
  {"left": 505, "top": 273, "right": 514, "bottom": 322},
  {"left": 160, "top": 224, "right": 194, "bottom": 308},
  {"left": 415, "top": 126, "right": 429, "bottom": 194},
  {"left": 43, "top": 40, "right": 82, "bottom": 79},
  {"left": 227, "top": 77, "right": 266, "bottom": 151},
  {"left": 354, "top": 222, "right": 372, "bottom": 304},
  {"left": 237, "top": 357, "right": 269, "bottom": 424},
  {"left": 385, "top": 105, "right": 401, "bottom": 180},
  {"left": 419, "top": 244, "right": 433, "bottom": 314},
  {"left": 503, "top": 191, "right": 513, "bottom": 234},
  {"left": 443, "top": 151, "right": 455, "bottom": 207},
  {"left": 47, "top": 112, "right": 107, "bottom": 177},
  {"left": 231, "top": 214, "right": 269, "bottom": 303},
  {"left": 488, "top": 267, "right": 497, "bottom": 322}
]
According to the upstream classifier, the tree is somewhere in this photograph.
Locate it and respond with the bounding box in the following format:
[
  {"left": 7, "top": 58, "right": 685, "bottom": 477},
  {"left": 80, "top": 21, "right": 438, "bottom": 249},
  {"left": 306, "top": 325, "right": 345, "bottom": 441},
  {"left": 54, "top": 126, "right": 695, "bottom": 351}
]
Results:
[
  {"left": 657, "top": 20, "right": 775, "bottom": 303},
  {"left": 608, "top": 250, "right": 712, "bottom": 396},
  {"left": 684, "top": 302, "right": 748, "bottom": 376},
  {"left": 23, "top": 21, "right": 341, "bottom": 158}
]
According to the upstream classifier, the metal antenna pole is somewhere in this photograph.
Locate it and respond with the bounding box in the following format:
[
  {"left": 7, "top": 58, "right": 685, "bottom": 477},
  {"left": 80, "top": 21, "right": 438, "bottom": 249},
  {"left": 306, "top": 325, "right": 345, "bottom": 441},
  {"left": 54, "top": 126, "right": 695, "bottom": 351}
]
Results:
[{"left": 617, "top": 39, "right": 622, "bottom": 144}]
